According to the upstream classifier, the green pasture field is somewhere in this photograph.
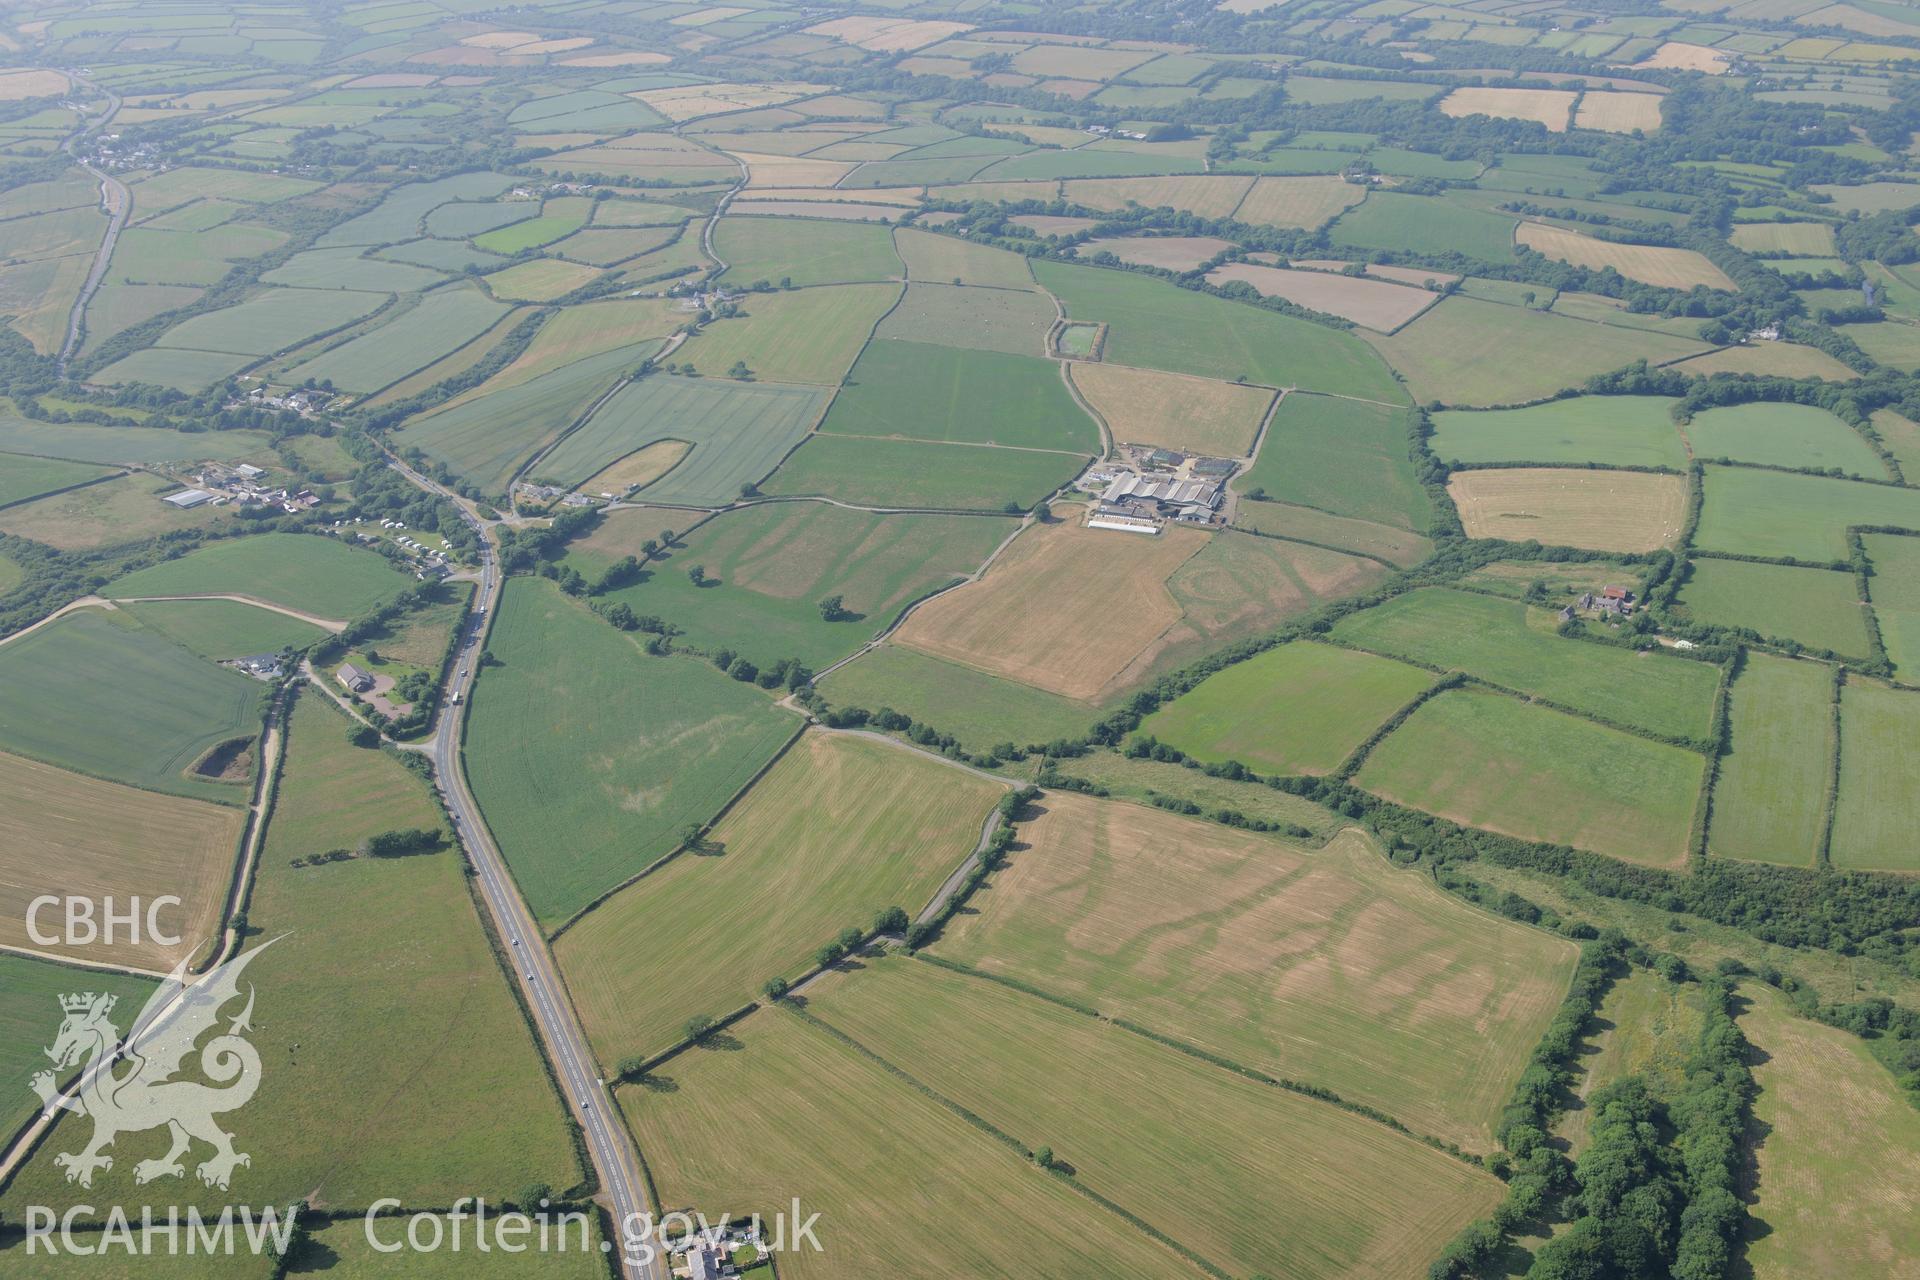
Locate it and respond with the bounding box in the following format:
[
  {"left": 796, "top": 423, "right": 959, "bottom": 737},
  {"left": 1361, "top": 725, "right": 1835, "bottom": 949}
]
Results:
[
  {"left": 980, "top": 148, "right": 1206, "bottom": 181},
  {"left": 1231, "top": 498, "right": 1434, "bottom": 566},
  {"left": 1330, "top": 587, "right": 1721, "bottom": 740},
  {"left": 317, "top": 170, "right": 516, "bottom": 248},
  {"left": 896, "top": 226, "right": 1036, "bottom": 289},
  {"left": 715, "top": 217, "right": 903, "bottom": 288},
  {"left": 1556, "top": 970, "right": 1702, "bottom": 1153},
  {"left": 562, "top": 731, "right": 1001, "bottom": 1063},
  {"left": 0, "top": 954, "right": 154, "bottom": 1142},
  {"left": 0, "top": 608, "right": 258, "bottom": 801},
  {"left": 393, "top": 344, "right": 641, "bottom": 494},
  {"left": 1864, "top": 532, "right": 1920, "bottom": 678},
  {"left": 92, "top": 346, "right": 252, "bottom": 391},
  {"left": 0, "top": 693, "right": 579, "bottom": 1218},
  {"left": 941, "top": 795, "right": 1579, "bottom": 1151},
  {"left": 1692, "top": 465, "right": 1920, "bottom": 561},
  {"left": 118, "top": 597, "right": 328, "bottom": 660},
  {"left": 624, "top": 1005, "right": 1191, "bottom": 1280},
  {"left": 1830, "top": 679, "right": 1920, "bottom": 871},
  {"left": 575, "top": 502, "right": 1011, "bottom": 671},
  {"left": 876, "top": 282, "right": 1056, "bottom": 357},
  {"left": 465, "top": 579, "right": 797, "bottom": 924},
  {"left": 0, "top": 451, "right": 113, "bottom": 507},
  {"left": 807, "top": 955, "right": 1503, "bottom": 1278},
  {"left": 1842, "top": 320, "right": 1920, "bottom": 372},
  {"left": 1031, "top": 259, "right": 1409, "bottom": 402},
  {"left": 1035, "top": 748, "right": 1341, "bottom": 836},
  {"left": 154, "top": 287, "right": 388, "bottom": 356},
  {"left": 80, "top": 281, "right": 203, "bottom": 350},
  {"left": 473, "top": 210, "right": 588, "bottom": 256},
  {"left": 1676, "top": 558, "right": 1871, "bottom": 656},
  {"left": 107, "top": 223, "right": 287, "bottom": 286},
  {"left": 1429, "top": 395, "right": 1688, "bottom": 468},
  {"left": 1234, "top": 393, "right": 1428, "bottom": 530},
  {"left": 1707, "top": 653, "right": 1832, "bottom": 867},
  {"left": 1357, "top": 686, "right": 1704, "bottom": 866},
  {"left": 675, "top": 282, "right": 897, "bottom": 384},
  {"left": 260, "top": 246, "right": 446, "bottom": 291},
  {"left": 1740, "top": 983, "right": 1920, "bottom": 1280},
  {"left": 818, "top": 642, "right": 1095, "bottom": 750},
  {"left": 380, "top": 237, "right": 506, "bottom": 272},
  {"left": 0, "top": 550, "right": 18, "bottom": 596},
  {"left": 1682, "top": 403, "right": 1889, "bottom": 478},
  {"left": 1365, "top": 297, "right": 1709, "bottom": 407},
  {"left": 107, "top": 532, "right": 412, "bottom": 620},
  {"left": 819, "top": 340, "right": 1099, "bottom": 454},
  {"left": 423, "top": 199, "right": 536, "bottom": 238},
  {"left": 765, "top": 434, "right": 1083, "bottom": 511},
  {"left": 282, "top": 286, "right": 508, "bottom": 392},
  {"left": 131, "top": 165, "right": 320, "bottom": 208},
  {"left": 294, "top": 1216, "right": 612, "bottom": 1276},
  {"left": 1139, "top": 640, "right": 1434, "bottom": 775},
  {"left": 1329, "top": 192, "right": 1518, "bottom": 262},
  {"left": 536, "top": 373, "right": 823, "bottom": 504}
]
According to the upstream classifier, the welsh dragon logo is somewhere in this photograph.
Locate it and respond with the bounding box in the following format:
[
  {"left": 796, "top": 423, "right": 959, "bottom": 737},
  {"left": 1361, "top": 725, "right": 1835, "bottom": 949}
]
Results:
[{"left": 29, "top": 940, "right": 277, "bottom": 1191}]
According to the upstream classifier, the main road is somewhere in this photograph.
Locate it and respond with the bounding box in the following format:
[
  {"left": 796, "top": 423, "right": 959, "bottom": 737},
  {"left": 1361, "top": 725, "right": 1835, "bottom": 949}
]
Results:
[{"left": 396, "top": 457, "right": 662, "bottom": 1280}]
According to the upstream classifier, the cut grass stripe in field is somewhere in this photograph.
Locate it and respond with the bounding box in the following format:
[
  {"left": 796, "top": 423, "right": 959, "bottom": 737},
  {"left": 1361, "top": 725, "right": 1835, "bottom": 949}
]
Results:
[
  {"left": 1139, "top": 640, "right": 1434, "bottom": 775},
  {"left": 805, "top": 955, "right": 1505, "bottom": 1280},
  {"left": 560, "top": 731, "right": 1002, "bottom": 1064},
  {"left": 937, "top": 794, "right": 1580, "bottom": 1151},
  {"left": 1330, "top": 587, "right": 1720, "bottom": 741},
  {"left": 1358, "top": 687, "right": 1703, "bottom": 866},
  {"left": 1830, "top": 679, "right": 1920, "bottom": 871},
  {"left": 465, "top": 579, "right": 798, "bottom": 923},
  {"left": 1707, "top": 653, "right": 1832, "bottom": 867}
]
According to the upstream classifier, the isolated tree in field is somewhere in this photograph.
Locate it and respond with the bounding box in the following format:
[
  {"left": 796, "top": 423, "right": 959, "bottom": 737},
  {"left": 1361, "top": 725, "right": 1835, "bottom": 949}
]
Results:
[
  {"left": 873, "top": 905, "right": 909, "bottom": 934},
  {"left": 687, "top": 562, "right": 706, "bottom": 586},
  {"left": 837, "top": 925, "right": 864, "bottom": 954},
  {"left": 679, "top": 823, "right": 705, "bottom": 851},
  {"left": 1033, "top": 1146, "right": 1054, "bottom": 1170},
  {"left": 762, "top": 976, "right": 789, "bottom": 1002},
  {"left": 818, "top": 593, "right": 846, "bottom": 621},
  {"left": 739, "top": 480, "right": 758, "bottom": 498},
  {"left": 683, "top": 1013, "right": 715, "bottom": 1043},
  {"left": 815, "top": 941, "right": 844, "bottom": 968}
]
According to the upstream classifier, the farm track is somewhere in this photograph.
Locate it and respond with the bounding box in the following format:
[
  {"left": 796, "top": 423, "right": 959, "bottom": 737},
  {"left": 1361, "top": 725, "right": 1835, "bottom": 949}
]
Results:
[
  {"left": 56, "top": 72, "right": 128, "bottom": 377},
  {"left": 110, "top": 592, "right": 349, "bottom": 632}
]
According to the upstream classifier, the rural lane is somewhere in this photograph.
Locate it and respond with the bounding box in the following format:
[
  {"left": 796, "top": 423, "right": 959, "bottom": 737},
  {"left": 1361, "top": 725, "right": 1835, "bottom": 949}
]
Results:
[
  {"left": 392, "top": 456, "right": 662, "bottom": 1280},
  {"left": 56, "top": 71, "right": 130, "bottom": 377}
]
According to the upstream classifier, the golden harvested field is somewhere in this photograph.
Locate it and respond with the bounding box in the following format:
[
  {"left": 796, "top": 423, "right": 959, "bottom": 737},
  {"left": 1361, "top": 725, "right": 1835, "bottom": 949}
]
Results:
[
  {"left": 1741, "top": 984, "right": 1920, "bottom": 1280},
  {"left": 931, "top": 179, "right": 1062, "bottom": 204},
  {"left": 1059, "top": 173, "right": 1254, "bottom": 219},
  {"left": 624, "top": 1007, "right": 1193, "bottom": 1280},
  {"left": 1573, "top": 90, "right": 1665, "bottom": 133},
  {"left": 732, "top": 151, "right": 856, "bottom": 189},
  {"left": 579, "top": 440, "right": 690, "bottom": 495},
  {"left": 1207, "top": 261, "right": 1440, "bottom": 331},
  {"left": 1232, "top": 175, "right": 1369, "bottom": 229},
  {"left": 730, "top": 200, "right": 897, "bottom": 221},
  {"left": 1079, "top": 234, "right": 1236, "bottom": 271},
  {"left": 483, "top": 257, "right": 601, "bottom": 302},
  {"left": 560, "top": 49, "right": 672, "bottom": 66},
  {"left": 805, "top": 15, "right": 972, "bottom": 51},
  {"left": 741, "top": 185, "right": 923, "bottom": 205},
  {"left": 0, "top": 750, "right": 242, "bottom": 971},
  {"left": 1070, "top": 361, "right": 1274, "bottom": 455},
  {"left": 1449, "top": 467, "right": 1688, "bottom": 551},
  {"left": 0, "top": 68, "right": 69, "bottom": 100},
  {"left": 894, "top": 514, "right": 1208, "bottom": 701},
  {"left": 635, "top": 82, "right": 824, "bottom": 122},
  {"left": 1728, "top": 222, "right": 1839, "bottom": 256},
  {"left": 1517, "top": 222, "right": 1737, "bottom": 291},
  {"left": 1668, "top": 342, "right": 1860, "bottom": 380},
  {"left": 807, "top": 956, "right": 1507, "bottom": 1279},
  {"left": 1440, "top": 86, "right": 1578, "bottom": 131},
  {"left": 939, "top": 794, "right": 1580, "bottom": 1152},
  {"left": 460, "top": 29, "right": 541, "bottom": 48},
  {"left": 1632, "top": 40, "right": 1731, "bottom": 72}
]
